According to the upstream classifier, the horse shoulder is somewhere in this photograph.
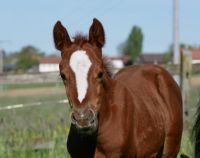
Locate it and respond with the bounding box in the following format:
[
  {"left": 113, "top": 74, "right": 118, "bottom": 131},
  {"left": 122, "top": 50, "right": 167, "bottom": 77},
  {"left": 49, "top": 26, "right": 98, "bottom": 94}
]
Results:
[{"left": 114, "top": 65, "right": 182, "bottom": 109}]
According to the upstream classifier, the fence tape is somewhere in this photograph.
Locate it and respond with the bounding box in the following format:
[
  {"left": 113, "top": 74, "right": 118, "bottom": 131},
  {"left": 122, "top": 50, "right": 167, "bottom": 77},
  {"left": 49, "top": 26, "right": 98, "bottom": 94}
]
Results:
[{"left": 0, "top": 99, "right": 68, "bottom": 111}]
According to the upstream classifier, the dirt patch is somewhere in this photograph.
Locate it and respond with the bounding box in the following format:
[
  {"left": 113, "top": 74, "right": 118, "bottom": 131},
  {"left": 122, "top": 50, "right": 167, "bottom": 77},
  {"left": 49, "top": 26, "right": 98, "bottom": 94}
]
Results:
[
  {"left": 191, "top": 75, "right": 200, "bottom": 87},
  {"left": 0, "top": 87, "right": 65, "bottom": 97},
  {"left": 1, "top": 75, "right": 199, "bottom": 97}
]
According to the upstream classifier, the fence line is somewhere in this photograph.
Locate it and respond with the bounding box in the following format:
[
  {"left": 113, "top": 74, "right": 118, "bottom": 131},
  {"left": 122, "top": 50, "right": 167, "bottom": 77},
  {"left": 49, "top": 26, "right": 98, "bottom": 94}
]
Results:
[{"left": 0, "top": 99, "right": 68, "bottom": 111}]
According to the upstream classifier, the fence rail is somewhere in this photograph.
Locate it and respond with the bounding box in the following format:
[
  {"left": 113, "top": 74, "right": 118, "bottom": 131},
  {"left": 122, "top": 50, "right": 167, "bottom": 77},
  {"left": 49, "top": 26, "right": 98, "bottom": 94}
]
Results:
[{"left": 0, "top": 72, "right": 61, "bottom": 84}]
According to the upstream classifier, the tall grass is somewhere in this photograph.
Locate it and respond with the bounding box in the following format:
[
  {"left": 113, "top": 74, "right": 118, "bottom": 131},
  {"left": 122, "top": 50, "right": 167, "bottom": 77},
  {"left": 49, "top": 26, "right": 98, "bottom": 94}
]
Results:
[{"left": 0, "top": 93, "right": 71, "bottom": 158}]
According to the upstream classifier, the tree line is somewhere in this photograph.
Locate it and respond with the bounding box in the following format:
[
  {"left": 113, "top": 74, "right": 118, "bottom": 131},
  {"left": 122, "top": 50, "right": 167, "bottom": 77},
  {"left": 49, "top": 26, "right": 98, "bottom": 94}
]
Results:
[
  {"left": 4, "top": 46, "right": 45, "bottom": 72},
  {"left": 3, "top": 25, "right": 192, "bottom": 73}
]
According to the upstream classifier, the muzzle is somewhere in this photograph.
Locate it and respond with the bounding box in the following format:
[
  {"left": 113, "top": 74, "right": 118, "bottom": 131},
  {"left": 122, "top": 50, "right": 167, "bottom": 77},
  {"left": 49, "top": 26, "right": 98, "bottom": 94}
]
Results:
[{"left": 70, "top": 108, "right": 98, "bottom": 133}]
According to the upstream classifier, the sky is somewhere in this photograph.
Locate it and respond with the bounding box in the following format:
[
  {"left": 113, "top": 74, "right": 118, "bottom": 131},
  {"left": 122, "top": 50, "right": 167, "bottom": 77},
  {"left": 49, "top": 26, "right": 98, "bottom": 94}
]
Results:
[{"left": 0, "top": 0, "right": 200, "bottom": 56}]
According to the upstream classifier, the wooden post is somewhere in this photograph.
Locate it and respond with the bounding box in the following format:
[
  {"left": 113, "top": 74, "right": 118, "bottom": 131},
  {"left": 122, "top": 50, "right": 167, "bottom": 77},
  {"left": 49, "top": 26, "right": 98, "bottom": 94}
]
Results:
[{"left": 180, "top": 48, "right": 192, "bottom": 117}]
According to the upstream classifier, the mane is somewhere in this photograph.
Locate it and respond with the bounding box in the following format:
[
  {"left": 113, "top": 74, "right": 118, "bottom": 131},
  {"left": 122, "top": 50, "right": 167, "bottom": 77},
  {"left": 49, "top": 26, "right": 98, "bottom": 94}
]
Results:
[
  {"left": 73, "top": 33, "right": 88, "bottom": 47},
  {"left": 103, "top": 56, "right": 113, "bottom": 77}
]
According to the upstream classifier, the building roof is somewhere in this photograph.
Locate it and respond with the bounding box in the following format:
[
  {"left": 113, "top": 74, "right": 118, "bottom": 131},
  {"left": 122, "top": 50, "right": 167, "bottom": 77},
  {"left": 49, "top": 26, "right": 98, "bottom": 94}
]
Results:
[
  {"left": 40, "top": 55, "right": 61, "bottom": 64},
  {"left": 190, "top": 48, "right": 200, "bottom": 60},
  {"left": 138, "top": 53, "right": 164, "bottom": 64}
]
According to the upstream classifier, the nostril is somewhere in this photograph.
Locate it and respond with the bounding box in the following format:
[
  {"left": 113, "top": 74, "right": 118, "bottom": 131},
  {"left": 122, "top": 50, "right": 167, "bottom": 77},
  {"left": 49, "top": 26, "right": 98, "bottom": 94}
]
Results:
[
  {"left": 70, "top": 112, "right": 77, "bottom": 124},
  {"left": 87, "top": 108, "right": 96, "bottom": 120},
  {"left": 73, "top": 111, "right": 82, "bottom": 120}
]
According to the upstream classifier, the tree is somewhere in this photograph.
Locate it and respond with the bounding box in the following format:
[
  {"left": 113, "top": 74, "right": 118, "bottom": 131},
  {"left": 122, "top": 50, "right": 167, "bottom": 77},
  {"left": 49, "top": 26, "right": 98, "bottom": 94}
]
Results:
[
  {"left": 15, "top": 46, "right": 44, "bottom": 71},
  {"left": 120, "top": 26, "right": 143, "bottom": 62}
]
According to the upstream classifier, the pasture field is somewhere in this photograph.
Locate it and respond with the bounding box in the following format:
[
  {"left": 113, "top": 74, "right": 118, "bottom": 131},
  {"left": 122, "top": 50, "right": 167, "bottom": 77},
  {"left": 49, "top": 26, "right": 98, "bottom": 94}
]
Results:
[
  {"left": 0, "top": 80, "right": 199, "bottom": 158},
  {"left": 0, "top": 84, "right": 71, "bottom": 158}
]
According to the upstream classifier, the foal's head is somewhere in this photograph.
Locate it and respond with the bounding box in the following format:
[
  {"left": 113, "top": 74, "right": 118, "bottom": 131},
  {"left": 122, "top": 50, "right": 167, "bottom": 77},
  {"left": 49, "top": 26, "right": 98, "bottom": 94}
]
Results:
[{"left": 53, "top": 18, "right": 109, "bottom": 133}]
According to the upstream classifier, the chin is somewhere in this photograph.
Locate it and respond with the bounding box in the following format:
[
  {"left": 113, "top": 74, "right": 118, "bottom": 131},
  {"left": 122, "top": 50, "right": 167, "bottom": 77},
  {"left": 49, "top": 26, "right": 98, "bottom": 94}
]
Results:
[{"left": 75, "top": 121, "right": 98, "bottom": 135}]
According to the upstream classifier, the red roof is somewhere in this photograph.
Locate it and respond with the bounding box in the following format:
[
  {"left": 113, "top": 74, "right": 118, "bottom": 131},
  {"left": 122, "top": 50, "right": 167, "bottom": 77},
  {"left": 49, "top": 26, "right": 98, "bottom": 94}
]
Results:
[
  {"left": 190, "top": 48, "right": 200, "bottom": 60},
  {"left": 139, "top": 53, "right": 164, "bottom": 64},
  {"left": 106, "top": 55, "right": 130, "bottom": 61},
  {"left": 40, "top": 55, "right": 61, "bottom": 64}
]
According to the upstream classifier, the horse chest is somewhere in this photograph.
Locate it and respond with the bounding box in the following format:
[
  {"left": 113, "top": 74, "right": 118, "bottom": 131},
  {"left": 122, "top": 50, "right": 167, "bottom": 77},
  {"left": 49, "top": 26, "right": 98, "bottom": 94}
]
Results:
[{"left": 97, "top": 130, "right": 124, "bottom": 152}]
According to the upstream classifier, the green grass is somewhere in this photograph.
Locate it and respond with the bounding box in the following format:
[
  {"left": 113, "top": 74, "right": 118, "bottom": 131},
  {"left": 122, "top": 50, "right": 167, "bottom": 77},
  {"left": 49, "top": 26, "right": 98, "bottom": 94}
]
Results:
[
  {"left": 0, "top": 92, "right": 71, "bottom": 158},
  {"left": 179, "top": 130, "right": 194, "bottom": 157}
]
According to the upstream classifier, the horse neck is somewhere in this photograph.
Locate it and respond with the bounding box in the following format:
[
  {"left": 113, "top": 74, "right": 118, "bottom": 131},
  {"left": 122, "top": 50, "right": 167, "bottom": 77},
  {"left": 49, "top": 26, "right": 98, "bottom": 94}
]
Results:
[
  {"left": 98, "top": 75, "right": 119, "bottom": 122},
  {"left": 97, "top": 75, "right": 134, "bottom": 144},
  {"left": 102, "top": 73, "right": 115, "bottom": 101}
]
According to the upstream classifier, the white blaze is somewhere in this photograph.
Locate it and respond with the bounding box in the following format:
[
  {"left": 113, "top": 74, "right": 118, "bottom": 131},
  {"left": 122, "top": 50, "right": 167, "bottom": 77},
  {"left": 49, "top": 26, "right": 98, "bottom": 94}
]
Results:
[{"left": 69, "top": 50, "right": 92, "bottom": 102}]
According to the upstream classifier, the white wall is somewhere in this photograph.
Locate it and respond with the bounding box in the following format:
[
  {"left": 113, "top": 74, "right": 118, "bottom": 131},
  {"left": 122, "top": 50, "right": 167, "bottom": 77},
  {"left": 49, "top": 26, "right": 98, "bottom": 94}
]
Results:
[
  {"left": 39, "top": 64, "right": 59, "bottom": 73},
  {"left": 192, "top": 60, "right": 200, "bottom": 64},
  {"left": 110, "top": 60, "right": 123, "bottom": 69}
]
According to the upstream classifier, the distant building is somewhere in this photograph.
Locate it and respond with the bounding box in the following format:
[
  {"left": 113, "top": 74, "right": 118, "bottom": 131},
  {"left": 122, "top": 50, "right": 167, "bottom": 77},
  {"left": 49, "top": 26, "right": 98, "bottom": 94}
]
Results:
[
  {"left": 39, "top": 55, "right": 60, "bottom": 73},
  {"left": 190, "top": 48, "right": 200, "bottom": 64},
  {"left": 3, "top": 64, "right": 15, "bottom": 72},
  {"left": 137, "top": 53, "right": 164, "bottom": 64},
  {"left": 106, "top": 55, "right": 131, "bottom": 69},
  {"left": 106, "top": 56, "right": 124, "bottom": 69}
]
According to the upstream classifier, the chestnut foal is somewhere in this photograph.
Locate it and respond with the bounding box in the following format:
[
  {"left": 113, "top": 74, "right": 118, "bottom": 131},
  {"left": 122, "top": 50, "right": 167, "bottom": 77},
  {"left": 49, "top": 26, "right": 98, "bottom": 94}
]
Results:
[{"left": 53, "top": 18, "right": 183, "bottom": 158}]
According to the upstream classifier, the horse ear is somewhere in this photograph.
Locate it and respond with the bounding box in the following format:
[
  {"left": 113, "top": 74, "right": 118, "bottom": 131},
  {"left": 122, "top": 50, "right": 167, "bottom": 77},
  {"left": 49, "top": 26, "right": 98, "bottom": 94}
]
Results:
[
  {"left": 89, "top": 18, "right": 105, "bottom": 49},
  {"left": 53, "top": 21, "right": 72, "bottom": 51}
]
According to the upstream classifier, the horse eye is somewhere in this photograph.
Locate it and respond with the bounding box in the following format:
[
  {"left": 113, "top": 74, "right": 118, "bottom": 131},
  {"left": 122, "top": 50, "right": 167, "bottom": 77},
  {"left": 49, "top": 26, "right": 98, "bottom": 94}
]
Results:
[
  {"left": 97, "top": 72, "right": 104, "bottom": 79},
  {"left": 60, "top": 73, "right": 66, "bottom": 80}
]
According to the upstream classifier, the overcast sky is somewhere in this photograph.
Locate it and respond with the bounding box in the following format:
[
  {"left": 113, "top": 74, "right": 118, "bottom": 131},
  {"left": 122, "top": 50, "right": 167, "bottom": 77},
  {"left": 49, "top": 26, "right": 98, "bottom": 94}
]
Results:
[{"left": 0, "top": 0, "right": 200, "bottom": 56}]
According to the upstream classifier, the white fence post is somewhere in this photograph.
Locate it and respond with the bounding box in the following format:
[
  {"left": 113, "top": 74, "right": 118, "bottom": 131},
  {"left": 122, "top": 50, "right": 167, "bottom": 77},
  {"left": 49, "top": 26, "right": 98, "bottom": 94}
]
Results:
[{"left": 180, "top": 49, "right": 192, "bottom": 118}]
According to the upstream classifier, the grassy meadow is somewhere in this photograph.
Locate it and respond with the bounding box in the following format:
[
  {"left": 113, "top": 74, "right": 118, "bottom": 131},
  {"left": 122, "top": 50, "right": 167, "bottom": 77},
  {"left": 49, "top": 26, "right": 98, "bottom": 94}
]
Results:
[
  {"left": 0, "top": 80, "right": 199, "bottom": 158},
  {"left": 0, "top": 83, "right": 71, "bottom": 158}
]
